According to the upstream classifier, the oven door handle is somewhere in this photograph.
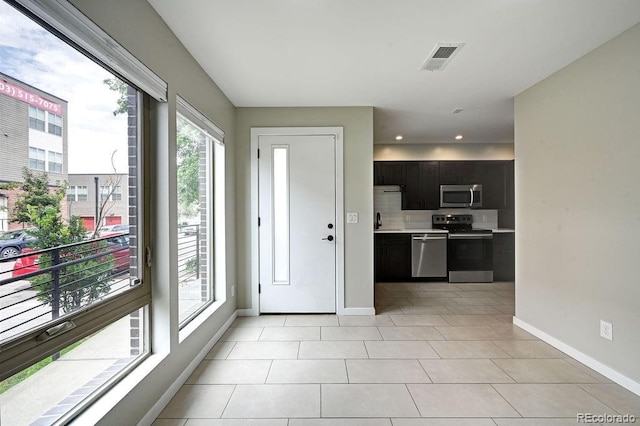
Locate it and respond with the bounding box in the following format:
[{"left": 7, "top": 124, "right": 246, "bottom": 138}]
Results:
[{"left": 449, "top": 233, "right": 492, "bottom": 240}]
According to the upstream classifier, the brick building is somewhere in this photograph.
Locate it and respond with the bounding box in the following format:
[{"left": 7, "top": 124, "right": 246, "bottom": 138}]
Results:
[
  {"left": 0, "top": 72, "right": 69, "bottom": 231},
  {"left": 67, "top": 173, "right": 129, "bottom": 231}
]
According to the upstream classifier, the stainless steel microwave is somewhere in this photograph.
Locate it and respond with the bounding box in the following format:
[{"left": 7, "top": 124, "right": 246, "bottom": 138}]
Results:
[{"left": 440, "top": 184, "right": 483, "bottom": 208}]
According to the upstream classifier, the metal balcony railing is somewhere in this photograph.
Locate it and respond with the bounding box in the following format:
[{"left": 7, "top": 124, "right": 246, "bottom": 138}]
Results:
[
  {"left": 177, "top": 224, "right": 200, "bottom": 285},
  {"left": 0, "top": 233, "right": 134, "bottom": 344}
]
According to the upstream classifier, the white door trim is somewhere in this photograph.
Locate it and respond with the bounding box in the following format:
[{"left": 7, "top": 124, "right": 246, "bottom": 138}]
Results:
[{"left": 250, "top": 127, "right": 344, "bottom": 316}]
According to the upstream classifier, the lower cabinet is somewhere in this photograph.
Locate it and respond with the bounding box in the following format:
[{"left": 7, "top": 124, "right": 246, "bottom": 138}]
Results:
[
  {"left": 493, "top": 233, "right": 515, "bottom": 281},
  {"left": 374, "top": 231, "right": 515, "bottom": 282},
  {"left": 375, "top": 233, "right": 411, "bottom": 282}
]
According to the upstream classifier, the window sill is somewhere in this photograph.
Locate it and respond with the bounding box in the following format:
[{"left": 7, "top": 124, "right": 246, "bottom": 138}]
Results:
[{"left": 178, "top": 298, "right": 226, "bottom": 343}]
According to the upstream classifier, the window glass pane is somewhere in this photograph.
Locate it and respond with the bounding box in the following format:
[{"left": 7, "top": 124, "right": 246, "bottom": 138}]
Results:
[
  {"left": 76, "top": 186, "right": 88, "bottom": 202},
  {"left": 272, "top": 146, "right": 290, "bottom": 284},
  {"left": 0, "top": 1, "right": 147, "bottom": 421},
  {"left": 176, "top": 113, "right": 212, "bottom": 325},
  {"left": 47, "top": 112, "right": 63, "bottom": 136},
  {"left": 47, "top": 151, "right": 63, "bottom": 173},
  {"left": 0, "top": 307, "right": 147, "bottom": 425}
]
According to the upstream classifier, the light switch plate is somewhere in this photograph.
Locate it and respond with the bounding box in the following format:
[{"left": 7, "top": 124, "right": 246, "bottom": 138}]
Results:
[{"left": 346, "top": 212, "right": 359, "bottom": 224}]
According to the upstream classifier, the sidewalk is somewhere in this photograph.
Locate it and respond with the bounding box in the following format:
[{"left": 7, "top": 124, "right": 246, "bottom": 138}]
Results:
[
  {"left": 0, "top": 315, "right": 133, "bottom": 426},
  {"left": 0, "top": 278, "right": 204, "bottom": 426}
]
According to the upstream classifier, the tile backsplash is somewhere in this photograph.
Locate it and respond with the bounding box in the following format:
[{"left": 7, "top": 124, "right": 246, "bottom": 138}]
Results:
[{"left": 374, "top": 185, "right": 498, "bottom": 229}]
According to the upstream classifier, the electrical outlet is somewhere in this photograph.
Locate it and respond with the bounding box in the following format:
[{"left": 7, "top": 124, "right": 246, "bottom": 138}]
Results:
[
  {"left": 231, "top": 284, "right": 235, "bottom": 297},
  {"left": 347, "top": 212, "right": 359, "bottom": 223},
  {"left": 600, "top": 320, "right": 613, "bottom": 341}
]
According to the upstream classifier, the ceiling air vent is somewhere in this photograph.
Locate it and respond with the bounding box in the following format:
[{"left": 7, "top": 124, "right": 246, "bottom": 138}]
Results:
[{"left": 420, "top": 43, "right": 465, "bottom": 71}]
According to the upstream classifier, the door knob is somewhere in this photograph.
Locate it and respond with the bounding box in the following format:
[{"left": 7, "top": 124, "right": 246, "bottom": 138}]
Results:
[
  {"left": 328, "top": 223, "right": 334, "bottom": 229},
  {"left": 322, "top": 235, "right": 334, "bottom": 241}
]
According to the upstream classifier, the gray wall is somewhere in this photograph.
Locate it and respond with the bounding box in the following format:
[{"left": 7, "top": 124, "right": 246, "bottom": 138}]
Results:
[
  {"left": 236, "top": 107, "right": 374, "bottom": 310},
  {"left": 69, "top": 0, "right": 237, "bottom": 424},
  {"left": 515, "top": 23, "right": 640, "bottom": 384}
]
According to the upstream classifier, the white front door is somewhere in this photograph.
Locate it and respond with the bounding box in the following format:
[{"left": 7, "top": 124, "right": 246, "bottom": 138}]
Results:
[{"left": 258, "top": 133, "right": 337, "bottom": 313}]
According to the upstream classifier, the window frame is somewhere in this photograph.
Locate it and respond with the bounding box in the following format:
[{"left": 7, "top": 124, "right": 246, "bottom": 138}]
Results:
[
  {"left": 47, "top": 111, "right": 63, "bottom": 136},
  {"left": 47, "top": 150, "right": 63, "bottom": 173},
  {"left": 176, "top": 96, "right": 225, "bottom": 330},
  {"left": 28, "top": 146, "right": 46, "bottom": 171},
  {"left": 0, "top": 0, "right": 163, "bottom": 390},
  {"left": 28, "top": 105, "right": 45, "bottom": 131}
]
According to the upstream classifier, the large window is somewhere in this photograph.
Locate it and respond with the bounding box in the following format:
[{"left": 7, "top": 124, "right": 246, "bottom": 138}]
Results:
[
  {"left": 48, "top": 112, "right": 63, "bottom": 136},
  {"left": 48, "top": 150, "right": 63, "bottom": 173},
  {"left": 0, "top": 0, "right": 165, "bottom": 423},
  {"left": 28, "top": 146, "right": 45, "bottom": 171},
  {"left": 100, "top": 184, "right": 122, "bottom": 201},
  {"left": 28, "top": 105, "right": 45, "bottom": 131},
  {"left": 67, "top": 185, "right": 88, "bottom": 202},
  {"left": 176, "top": 98, "right": 225, "bottom": 328}
]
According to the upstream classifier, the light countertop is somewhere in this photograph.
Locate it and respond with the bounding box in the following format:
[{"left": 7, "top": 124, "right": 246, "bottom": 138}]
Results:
[{"left": 374, "top": 228, "right": 514, "bottom": 234}]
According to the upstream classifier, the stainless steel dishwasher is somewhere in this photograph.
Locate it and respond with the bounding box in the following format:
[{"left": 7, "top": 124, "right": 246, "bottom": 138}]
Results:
[{"left": 411, "top": 233, "right": 447, "bottom": 278}]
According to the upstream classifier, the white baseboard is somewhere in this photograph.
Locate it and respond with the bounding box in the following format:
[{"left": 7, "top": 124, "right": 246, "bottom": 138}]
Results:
[
  {"left": 137, "top": 311, "right": 238, "bottom": 426},
  {"left": 236, "top": 308, "right": 258, "bottom": 317},
  {"left": 338, "top": 307, "right": 376, "bottom": 316},
  {"left": 513, "top": 316, "right": 640, "bottom": 396}
]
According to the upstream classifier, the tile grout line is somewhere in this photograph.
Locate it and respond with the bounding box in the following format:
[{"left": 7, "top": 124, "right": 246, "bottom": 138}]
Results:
[
  {"left": 218, "top": 383, "right": 237, "bottom": 420},
  {"left": 490, "top": 383, "right": 524, "bottom": 418},
  {"left": 577, "top": 383, "right": 624, "bottom": 415}
]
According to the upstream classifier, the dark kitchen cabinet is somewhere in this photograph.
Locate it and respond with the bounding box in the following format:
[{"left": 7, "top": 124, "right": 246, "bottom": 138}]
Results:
[
  {"left": 403, "top": 161, "right": 439, "bottom": 210},
  {"left": 375, "top": 233, "right": 411, "bottom": 281},
  {"left": 479, "top": 161, "right": 511, "bottom": 209},
  {"left": 493, "top": 232, "right": 515, "bottom": 281},
  {"left": 438, "top": 161, "right": 482, "bottom": 185},
  {"left": 374, "top": 162, "right": 406, "bottom": 185},
  {"left": 374, "top": 159, "right": 514, "bottom": 212}
]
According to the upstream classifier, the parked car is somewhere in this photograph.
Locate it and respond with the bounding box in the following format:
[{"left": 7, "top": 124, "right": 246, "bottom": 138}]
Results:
[
  {"left": 11, "top": 235, "right": 130, "bottom": 278},
  {"left": 0, "top": 229, "right": 37, "bottom": 258},
  {"left": 98, "top": 224, "right": 129, "bottom": 237}
]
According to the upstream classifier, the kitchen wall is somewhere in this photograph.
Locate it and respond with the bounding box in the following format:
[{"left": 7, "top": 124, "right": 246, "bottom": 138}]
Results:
[
  {"left": 69, "top": 0, "right": 237, "bottom": 423},
  {"left": 236, "top": 107, "right": 374, "bottom": 311},
  {"left": 515, "top": 23, "right": 640, "bottom": 390},
  {"left": 374, "top": 143, "right": 514, "bottom": 161},
  {"left": 374, "top": 185, "right": 498, "bottom": 230}
]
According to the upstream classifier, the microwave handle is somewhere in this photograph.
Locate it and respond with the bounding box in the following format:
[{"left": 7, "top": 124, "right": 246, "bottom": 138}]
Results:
[{"left": 469, "top": 187, "right": 474, "bottom": 207}]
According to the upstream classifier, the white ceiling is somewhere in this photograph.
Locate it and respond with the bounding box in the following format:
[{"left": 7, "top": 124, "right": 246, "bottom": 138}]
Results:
[{"left": 148, "top": 0, "right": 640, "bottom": 144}]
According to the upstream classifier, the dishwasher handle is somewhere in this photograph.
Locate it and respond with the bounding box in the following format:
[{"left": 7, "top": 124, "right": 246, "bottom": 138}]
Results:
[{"left": 412, "top": 234, "right": 447, "bottom": 241}]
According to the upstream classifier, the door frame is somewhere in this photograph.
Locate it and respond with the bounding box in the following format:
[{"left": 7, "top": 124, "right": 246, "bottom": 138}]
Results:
[{"left": 249, "top": 127, "right": 345, "bottom": 316}]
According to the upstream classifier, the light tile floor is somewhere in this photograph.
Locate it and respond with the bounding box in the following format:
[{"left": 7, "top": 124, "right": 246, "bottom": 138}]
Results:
[{"left": 154, "top": 282, "right": 640, "bottom": 425}]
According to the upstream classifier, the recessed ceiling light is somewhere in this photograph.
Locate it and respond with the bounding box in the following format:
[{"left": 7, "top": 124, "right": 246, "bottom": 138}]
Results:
[
  {"left": 455, "top": 135, "right": 463, "bottom": 140},
  {"left": 395, "top": 135, "right": 403, "bottom": 141}
]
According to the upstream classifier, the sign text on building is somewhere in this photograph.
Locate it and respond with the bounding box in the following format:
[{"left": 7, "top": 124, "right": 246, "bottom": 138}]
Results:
[{"left": 0, "top": 79, "right": 63, "bottom": 115}]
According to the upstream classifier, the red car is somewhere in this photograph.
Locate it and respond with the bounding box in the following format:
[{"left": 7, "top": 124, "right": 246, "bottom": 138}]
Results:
[{"left": 12, "top": 235, "right": 130, "bottom": 278}]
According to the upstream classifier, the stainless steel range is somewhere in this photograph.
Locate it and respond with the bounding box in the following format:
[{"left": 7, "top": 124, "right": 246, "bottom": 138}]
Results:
[{"left": 432, "top": 214, "right": 493, "bottom": 283}]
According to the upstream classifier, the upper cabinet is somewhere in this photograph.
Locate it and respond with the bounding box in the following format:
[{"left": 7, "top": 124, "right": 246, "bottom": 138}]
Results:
[
  {"left": 478, "top": 161, "right": 514, "bottom": 210},
  {"left": 438, "top": 161, "right": 481, "bottom": 185},
  {"left": 375, "top": 159, "right": 514, "bottom": 211},
  {"left": 403, "top": 161, "right": 439, "bottom": 210},
  {"left": 374, "top": 161, "right": 406, "bottom": 185}
]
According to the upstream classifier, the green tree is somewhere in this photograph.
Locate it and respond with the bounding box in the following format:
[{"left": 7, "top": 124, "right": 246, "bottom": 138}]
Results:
[
  {"left": 177, "top": 117, "right": 201, "bottom": 218},
  {"left": 11, "top": 168, "right": 65, "bottom": 225},
  {"left": 14, "top": 170, "right": 113, "bottom": 313},
  {"left": 103, "top": 77, "right": 128, "bottom": 116},
  {"left": 103, "top": 78, "right": 201, "bottom": 220}
]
